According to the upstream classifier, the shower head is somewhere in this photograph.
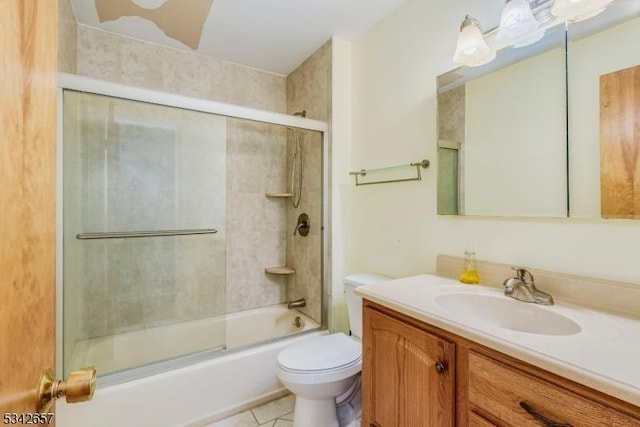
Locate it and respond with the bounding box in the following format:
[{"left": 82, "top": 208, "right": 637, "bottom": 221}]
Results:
[{"left": 286, "top": 111, "right": 306, "bottom": 132}]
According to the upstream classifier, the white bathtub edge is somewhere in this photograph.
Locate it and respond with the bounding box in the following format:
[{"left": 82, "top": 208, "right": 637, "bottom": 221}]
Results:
[{"left": 57, "top": 329, "right": 325, "bottom": 427}]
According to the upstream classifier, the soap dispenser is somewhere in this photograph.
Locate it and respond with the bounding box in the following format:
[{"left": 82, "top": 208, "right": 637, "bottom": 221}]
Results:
[{"left": 459, "top": 250, "right": 480, "bottom": 285}]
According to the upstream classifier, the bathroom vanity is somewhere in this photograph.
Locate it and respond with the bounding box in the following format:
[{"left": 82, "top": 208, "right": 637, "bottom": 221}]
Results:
[{"left": 357, "top": 274, "right": 640, "bottom": 426}]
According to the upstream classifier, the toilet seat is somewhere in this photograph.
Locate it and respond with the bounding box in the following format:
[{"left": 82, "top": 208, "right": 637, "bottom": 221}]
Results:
[
  {"left": 278, "top": 356, "right": 361, "bottom": 375},
  {"left": 277, "top": 357, "right": 362, "bottom": 385},
  {"left": 277, "top": 333, "right": 361, "bottom": 371},
  {"left": 276, "top": 333, "right": 362, "bottom": 385}
]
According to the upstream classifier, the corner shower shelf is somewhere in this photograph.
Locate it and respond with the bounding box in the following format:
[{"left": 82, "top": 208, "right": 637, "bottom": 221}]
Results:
[
  {"left": 265, "top": 192, "right": 293, "bottom": 198},
  {"left": 265, "top": 266, "right": 296, "bottom": 275}
]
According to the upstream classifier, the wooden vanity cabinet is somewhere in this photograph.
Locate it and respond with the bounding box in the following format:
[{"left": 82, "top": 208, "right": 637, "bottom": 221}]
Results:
[
  {"left": 362, "top": 301, "right": 640, "bottom": 427},
  {"left": 362, "top": 305, "right": 455, "bottom": 427}
]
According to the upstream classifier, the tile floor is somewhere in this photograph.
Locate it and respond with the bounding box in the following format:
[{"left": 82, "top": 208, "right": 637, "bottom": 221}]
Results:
[{"left": 206, "top": 394, "right": 295, "bottom": 427}]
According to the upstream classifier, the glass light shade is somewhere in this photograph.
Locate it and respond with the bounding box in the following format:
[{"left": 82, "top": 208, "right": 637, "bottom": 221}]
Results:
[
  {"left": 569, "top": 3, "right": 611, "bottom": 22},
  {"left": 453, "top": 16, "right": 496, "bottom": 67},
  {"left": 551, "top": 0, "right": 614, "bottom": 19},
  {"left": 495, "top": 0, "right": 540, "bottom": 44}
]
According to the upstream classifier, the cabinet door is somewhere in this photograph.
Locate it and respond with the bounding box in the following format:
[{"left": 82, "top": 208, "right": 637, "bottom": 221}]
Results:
[{"left": 362, "top": 307, "right": 455, "bottom": 427}]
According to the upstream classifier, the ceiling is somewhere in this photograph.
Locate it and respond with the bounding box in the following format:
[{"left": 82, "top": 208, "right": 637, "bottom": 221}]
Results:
[{"left": 70, "top": 0, "right": 407, "bottom": 75}]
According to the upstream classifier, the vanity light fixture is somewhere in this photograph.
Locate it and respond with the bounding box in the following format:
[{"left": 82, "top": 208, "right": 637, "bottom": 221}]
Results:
[
  {"left": 454, "top": 0, "right": 617, "bottom": 68},
  {"left": 496, "top": 0, "right": 540, "bottom": 45},
  {"left": 452, "top": 15, "right": 496, "bottom": 67},
  {"left": 551, "top": 0, "right": 614, "bottom": 20}
]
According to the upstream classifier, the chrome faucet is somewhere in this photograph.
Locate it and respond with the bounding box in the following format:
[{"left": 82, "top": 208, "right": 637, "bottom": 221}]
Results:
[
  {"left": 287, "top": 298, "right": 306, "bottom": 309},
  {"left": 503, "top": 267, "right": 554, "bottom": 306}
]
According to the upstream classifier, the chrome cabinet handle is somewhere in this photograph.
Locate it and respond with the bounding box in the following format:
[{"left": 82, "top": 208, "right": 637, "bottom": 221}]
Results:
[
  {"left": 435, "top": 362, "right": 446, "bottom": 374},
  {"left": 519, "top": 401, "right": 573, "bottom": 427}
]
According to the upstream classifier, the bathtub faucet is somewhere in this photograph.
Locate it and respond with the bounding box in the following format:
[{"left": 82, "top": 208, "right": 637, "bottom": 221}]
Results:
[{"left": 288, "top": 298, "right": 306, "bottom": 309}]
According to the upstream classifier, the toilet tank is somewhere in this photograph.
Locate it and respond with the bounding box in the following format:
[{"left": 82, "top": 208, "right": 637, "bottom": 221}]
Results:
[{"left": 344, "top": 273, "right": 390, "bottom": 339}]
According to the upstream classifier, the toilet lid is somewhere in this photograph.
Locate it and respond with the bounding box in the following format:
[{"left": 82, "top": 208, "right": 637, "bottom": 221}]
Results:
[{"left": 277, "top": 333, "right": 361, "bottom": 372}]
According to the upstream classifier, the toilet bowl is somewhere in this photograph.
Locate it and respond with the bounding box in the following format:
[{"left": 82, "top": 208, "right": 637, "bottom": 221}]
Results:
[{"left": 276, "top": 273, "right": 389, "bottom": 427}]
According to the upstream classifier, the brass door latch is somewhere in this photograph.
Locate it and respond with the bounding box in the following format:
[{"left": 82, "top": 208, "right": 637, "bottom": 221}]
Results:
[{"left": 37, "top": 367, "right": 96, "bottom": 413}]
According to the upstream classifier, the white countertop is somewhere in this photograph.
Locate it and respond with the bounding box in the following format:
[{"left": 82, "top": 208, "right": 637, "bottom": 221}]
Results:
[{"left": 355, "top": 274, "right": 640, "bottom": 407}]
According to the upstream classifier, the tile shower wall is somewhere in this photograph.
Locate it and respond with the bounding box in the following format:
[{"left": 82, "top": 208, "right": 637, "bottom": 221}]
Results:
[
  {"left": 59, "top": 0, "right": 77, "bottom": 73},
  {"left": 67, "top": 24, "right": 332, "bottom": 343},
  {"left": 70, "top": 26, "right": 291, "bottom": 337},
  {"left": 226, "top": 120, "right": 288, "bottom": 312},
  {"left": 75, "top": 26, "right": 286, "bottom": 111},
  {"left": 285, "top": 41, "right": 333, "bottom": 323}
]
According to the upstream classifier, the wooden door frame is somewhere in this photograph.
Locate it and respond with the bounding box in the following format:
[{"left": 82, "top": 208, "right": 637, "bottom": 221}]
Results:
[{"left": 0, "top": 0, "right": 58, "bottom": 415}]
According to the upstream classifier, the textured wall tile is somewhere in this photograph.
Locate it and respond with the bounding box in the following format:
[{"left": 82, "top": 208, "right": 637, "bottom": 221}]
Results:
[
  {"left": 226, "top": 118, "right": 288, "bottom": 313},
  {"left": 118, "top": 38, "right": 163, "bottom": 90},
  {"left": 77, "top": 26, "right": 123, "bottom": 82},
  {"left": 283, "top": 40, "right": 331, "bottom": 323},
  {"left": 59, "top": 20, "right": 77, "bottom": 73},
  {"left": 229, "top": 64, "right": 287, "bottom": 112},
  {"left": 76, "top": 26, "right": 286, "bottom": 111},
  {"left": 287, "top": 40, "right": 332, "bottom": 121},
  {"left": 58, "top": 0, "right": 77, "bottom": 72},
  {"left": 226, "top": 255, "right": 265, "bottom": 312}
]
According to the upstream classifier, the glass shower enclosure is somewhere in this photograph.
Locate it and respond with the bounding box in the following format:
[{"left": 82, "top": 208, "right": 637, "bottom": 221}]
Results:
[
  {"left": 59, "top": 76, "right": 329, "bottom": 380},
  {"left": 62, "top": 91, "right": 227, "bottom": 376}
]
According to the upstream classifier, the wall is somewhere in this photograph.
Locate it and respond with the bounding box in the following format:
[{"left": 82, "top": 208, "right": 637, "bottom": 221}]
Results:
[
  {"left": 349, "top": 0, "right": 640, "bottom": 291},
  {"left": 285, "top": 40, "right": 332, "bottom": 323},
  {"left": 59, "top": 0, "right": 77, "bottom": 73},
  {"left": 75, "top": 25, "right": 286, "bottom": 111},
  {"left": 68, "top": 25, "right": 290, "bottom": 343},
  {"left": 330, "top": 37, "right": 352, "bottom": 333},
  {"left": 225, "top": 119, "right": 289, "bottom": 313}
]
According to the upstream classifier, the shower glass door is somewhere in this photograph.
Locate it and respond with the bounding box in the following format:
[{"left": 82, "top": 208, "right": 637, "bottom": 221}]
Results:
[{"left": 62, "top": 90, "right": 227, "bottom": 377}]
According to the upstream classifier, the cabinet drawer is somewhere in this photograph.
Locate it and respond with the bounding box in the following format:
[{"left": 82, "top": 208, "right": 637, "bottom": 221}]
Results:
[
  {"left": 469, "top": 412, "right": 497, "bottom": 427},
  {"left": 468, "top": 351, "right": 639, "bottom": 426}
]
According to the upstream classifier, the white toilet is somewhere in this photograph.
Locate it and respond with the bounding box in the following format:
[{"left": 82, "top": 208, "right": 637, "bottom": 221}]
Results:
[{"left": 276, "top": 273, "right": 389, "bottom": 427}]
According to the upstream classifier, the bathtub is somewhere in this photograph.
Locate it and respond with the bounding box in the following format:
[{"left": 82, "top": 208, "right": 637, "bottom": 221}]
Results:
[{"left": 57, "top": 304, "right": 323, "bottom": 427}]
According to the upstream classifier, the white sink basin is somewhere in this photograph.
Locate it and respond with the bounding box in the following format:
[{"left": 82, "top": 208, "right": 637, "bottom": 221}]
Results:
[
  {"left": 356, "top": 275, "right": 621, "bottom": 342},
  {"left": 435, "top": 293, "right": 581, "bottom": 336}
]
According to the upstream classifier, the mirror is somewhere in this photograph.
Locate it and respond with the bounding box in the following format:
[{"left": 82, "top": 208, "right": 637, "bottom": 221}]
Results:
[
  {"left": 437, "top": 1, "right": 640, "bottom": 219},
  {"left": 567, "top": 2, "right": 640, "bottom": 219},
  {"left": 437, "top": 25, "right": 568, "bottom": 217}
]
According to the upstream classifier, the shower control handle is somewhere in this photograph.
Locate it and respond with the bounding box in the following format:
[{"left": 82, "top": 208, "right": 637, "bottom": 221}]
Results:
[
  {"left": 294, "top": 213, "right": 310, "bottom": 237},
  {"left": 294, "top": 222, "right": 307, "bottom": 236}
]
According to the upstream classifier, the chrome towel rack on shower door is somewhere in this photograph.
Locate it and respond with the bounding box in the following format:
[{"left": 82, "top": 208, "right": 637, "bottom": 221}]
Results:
[
  {"left": 349, "top": 159, "right": 430, "bottom": 186},
  {"left": 76, "top": 228, "right": 218, "bottom": 239}
]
